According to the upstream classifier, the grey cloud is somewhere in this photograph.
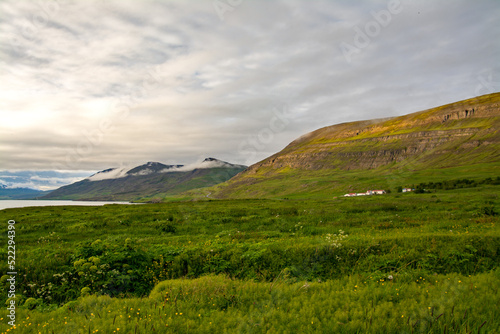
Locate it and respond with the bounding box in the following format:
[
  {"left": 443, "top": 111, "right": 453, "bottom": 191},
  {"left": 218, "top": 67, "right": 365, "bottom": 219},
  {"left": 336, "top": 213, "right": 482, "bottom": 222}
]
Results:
[{"left": 0, "top": 0, "right": 499, "bottom": 188}]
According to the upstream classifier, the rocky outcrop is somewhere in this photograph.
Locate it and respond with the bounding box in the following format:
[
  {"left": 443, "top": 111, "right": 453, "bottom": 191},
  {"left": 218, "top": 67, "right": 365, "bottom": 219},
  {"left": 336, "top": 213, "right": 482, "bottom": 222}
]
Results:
[
  {"left": 222, "top": 93, "right": 500, "bottom": 193},
  {"left": 245, "top": 126, "right": 495, "bottom": 173}
]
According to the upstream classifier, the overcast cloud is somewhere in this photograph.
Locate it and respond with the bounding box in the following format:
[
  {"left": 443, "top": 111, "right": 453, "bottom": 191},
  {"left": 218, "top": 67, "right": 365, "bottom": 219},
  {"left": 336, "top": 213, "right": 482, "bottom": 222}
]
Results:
[{"left": 0, "top": 0, "right": 499, "bottom": 189}]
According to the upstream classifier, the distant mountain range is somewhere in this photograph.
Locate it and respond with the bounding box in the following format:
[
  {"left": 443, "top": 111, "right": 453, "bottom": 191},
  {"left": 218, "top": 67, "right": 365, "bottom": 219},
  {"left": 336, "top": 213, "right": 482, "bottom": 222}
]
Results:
[
  {"left": 204, "top": 92, "right": 500, "bottom": 199},
  {"left": 41, "top": 158, "right": 246, "bottom": 201},
  {"left": 9, "top": 93, "right": 500, "bottom": 202},
  {"left": 0, "top": 185, "right": 50, "bottom": 200}
]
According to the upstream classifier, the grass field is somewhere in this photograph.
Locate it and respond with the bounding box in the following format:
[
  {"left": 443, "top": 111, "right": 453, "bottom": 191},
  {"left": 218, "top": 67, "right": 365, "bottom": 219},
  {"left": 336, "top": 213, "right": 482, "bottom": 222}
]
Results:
[
  {"left": 0, "top": 184, "right": 499, "bottom": 333},
  {"left": 197, "top": 162, "right": 500, "bottom": 200}
]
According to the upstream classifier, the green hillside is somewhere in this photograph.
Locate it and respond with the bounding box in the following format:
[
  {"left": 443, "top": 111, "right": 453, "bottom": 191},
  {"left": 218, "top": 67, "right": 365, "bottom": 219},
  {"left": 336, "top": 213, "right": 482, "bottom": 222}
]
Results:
[{"left": 202, "top": 93, "right": 500, "bottom": 200}]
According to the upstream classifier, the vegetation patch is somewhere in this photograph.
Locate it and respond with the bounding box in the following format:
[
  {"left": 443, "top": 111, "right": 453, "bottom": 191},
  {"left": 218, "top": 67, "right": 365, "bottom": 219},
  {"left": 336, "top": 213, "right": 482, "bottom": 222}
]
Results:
[{"left": 0, "top": 185, "right": 498, "bottom": 332}]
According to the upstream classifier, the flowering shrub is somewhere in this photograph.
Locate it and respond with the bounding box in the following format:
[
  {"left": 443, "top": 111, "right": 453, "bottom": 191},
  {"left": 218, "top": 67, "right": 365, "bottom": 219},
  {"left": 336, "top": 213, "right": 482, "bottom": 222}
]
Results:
[{"left": 325, "top": 229, "right": 348, "bottom": 248}]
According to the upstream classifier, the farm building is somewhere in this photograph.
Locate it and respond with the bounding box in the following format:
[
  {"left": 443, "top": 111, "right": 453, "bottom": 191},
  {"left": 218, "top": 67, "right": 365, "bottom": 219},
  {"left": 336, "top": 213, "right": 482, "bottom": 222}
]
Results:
[{"left": 344, "top": 190, "right": 386, "bottom": 197}]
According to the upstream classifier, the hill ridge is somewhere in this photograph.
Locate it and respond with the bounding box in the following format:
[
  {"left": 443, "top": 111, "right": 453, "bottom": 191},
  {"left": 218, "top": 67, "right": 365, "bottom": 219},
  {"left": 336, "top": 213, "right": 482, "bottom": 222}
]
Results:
[
  {"left": 43, "top": 158, "right": 247, "bottom": 201},
  {"left": 208, "top": 92, "right": 500, "bottom": 199}
]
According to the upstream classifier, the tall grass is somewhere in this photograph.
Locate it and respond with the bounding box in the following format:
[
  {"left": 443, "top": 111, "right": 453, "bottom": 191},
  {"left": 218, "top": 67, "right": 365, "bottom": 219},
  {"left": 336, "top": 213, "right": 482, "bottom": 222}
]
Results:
[
  {"left": 0, "top": 272, "right": 498, "bottom": 333},
  {"left": 0, "top": 185, "right": 498, "bottom": 332}
]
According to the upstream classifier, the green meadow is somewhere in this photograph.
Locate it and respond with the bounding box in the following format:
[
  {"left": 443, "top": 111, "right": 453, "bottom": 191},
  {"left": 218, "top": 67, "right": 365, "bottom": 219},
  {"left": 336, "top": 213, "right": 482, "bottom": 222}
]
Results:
[
  {"left": 0, "top": 184, "right": 499, "bottom": 333},
  {"left": 199, "top": 162, "right": 500, "bottom": 200}
]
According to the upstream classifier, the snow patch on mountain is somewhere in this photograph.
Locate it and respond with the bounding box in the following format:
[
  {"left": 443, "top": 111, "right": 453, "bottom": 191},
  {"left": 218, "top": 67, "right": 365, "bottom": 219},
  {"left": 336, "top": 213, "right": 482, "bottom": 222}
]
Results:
[
  {"left": 127, "top": 162, "right": 184, "bottom": 176},
  {"left": 130, "top": 169, "right": 154, "bottom": 176}
]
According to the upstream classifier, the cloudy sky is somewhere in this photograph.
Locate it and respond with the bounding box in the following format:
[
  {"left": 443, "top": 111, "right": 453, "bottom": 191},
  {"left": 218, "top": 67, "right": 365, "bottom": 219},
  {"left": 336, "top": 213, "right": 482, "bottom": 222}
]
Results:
[{"left": 0, "top": 0, "right": 499, "bottom": 190}]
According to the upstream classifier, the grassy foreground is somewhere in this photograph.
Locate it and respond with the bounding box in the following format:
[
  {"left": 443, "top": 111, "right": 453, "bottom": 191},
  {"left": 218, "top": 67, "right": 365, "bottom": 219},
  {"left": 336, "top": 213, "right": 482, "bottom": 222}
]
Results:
[
  {"left": 0, "top": 185, "right": 499, "bottom": 333},
  {"left": 1, "top": 273, "right": 499, "bottom": 333}
]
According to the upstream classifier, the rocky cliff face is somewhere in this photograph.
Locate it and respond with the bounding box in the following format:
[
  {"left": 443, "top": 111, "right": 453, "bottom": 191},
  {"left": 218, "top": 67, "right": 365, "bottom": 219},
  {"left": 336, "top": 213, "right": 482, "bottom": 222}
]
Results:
[
  {"left": 243, "top": 93, "right": 499, "bottom": 174},
  {"left": 212, "top": 93, "right": 499, "bottom": 198}
]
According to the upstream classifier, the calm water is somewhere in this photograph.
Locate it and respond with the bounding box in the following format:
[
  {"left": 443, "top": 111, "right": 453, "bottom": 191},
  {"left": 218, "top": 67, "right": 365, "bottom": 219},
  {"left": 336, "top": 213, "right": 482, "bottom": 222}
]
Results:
[{"left": 0, "top": 200, "right": 136, "bottom": 210}]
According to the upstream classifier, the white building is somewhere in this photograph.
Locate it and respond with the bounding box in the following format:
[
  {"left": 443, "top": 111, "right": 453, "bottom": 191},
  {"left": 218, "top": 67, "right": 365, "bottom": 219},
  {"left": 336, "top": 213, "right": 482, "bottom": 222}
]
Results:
[
  {"left": 344, "top": 190, "right": 387, "bottom": 197},
  {"left": 367, "top": 190, "right": 386, "bottom": 195}
]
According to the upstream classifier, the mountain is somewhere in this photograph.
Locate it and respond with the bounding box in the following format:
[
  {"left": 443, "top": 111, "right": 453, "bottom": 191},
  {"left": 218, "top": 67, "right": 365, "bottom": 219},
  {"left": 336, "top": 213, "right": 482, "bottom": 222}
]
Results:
[
  {"left": 0, "top": 187, "right": 50, "bottom": 200},
  {"left": 86, "top": 162, "right": 185, "bottom": 182},
  {"left": 41, "top": 158, "right": 246, "bottom": 201},
  {"left": 207, "top": 92, "right": 500, "bottom": 199}
]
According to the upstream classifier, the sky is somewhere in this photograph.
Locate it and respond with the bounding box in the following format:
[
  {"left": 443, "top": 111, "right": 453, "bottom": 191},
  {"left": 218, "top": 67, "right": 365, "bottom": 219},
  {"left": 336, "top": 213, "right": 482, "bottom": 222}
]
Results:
[{"left": 0, "top": 0, "right": 499, "bottom": 190}]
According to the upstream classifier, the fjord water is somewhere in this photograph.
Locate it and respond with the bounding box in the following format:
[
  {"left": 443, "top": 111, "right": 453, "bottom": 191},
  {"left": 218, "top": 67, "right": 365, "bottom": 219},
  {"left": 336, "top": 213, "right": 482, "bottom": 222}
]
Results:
[{"left": 0, "top": 200, "right": 135, "bottom": 210}]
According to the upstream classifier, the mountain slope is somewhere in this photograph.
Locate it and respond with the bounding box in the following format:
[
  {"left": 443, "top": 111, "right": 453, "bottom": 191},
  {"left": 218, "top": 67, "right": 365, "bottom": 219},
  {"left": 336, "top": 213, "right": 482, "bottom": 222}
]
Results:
[
  {"left": 0, "top": 186, "right": 50, "bottom": 200},
  {"left": 209, "top": 93, "right": 500, "bottom": 199},
  {"left": 43, "top": 158, "right": 246, "bottom": 201}
]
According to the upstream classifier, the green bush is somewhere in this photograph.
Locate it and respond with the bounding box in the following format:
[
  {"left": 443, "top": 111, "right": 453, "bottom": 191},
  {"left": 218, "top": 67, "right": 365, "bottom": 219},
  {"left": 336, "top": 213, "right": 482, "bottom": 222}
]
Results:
[
  {"left": 160, "top": 223, "right": 177, "bottom": 233},
  {"left": 80, "top": 287, "right": 91, "bottom": 297},
  {"left": 23, "top": 297, "right": 42, "bottom": 310}
]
